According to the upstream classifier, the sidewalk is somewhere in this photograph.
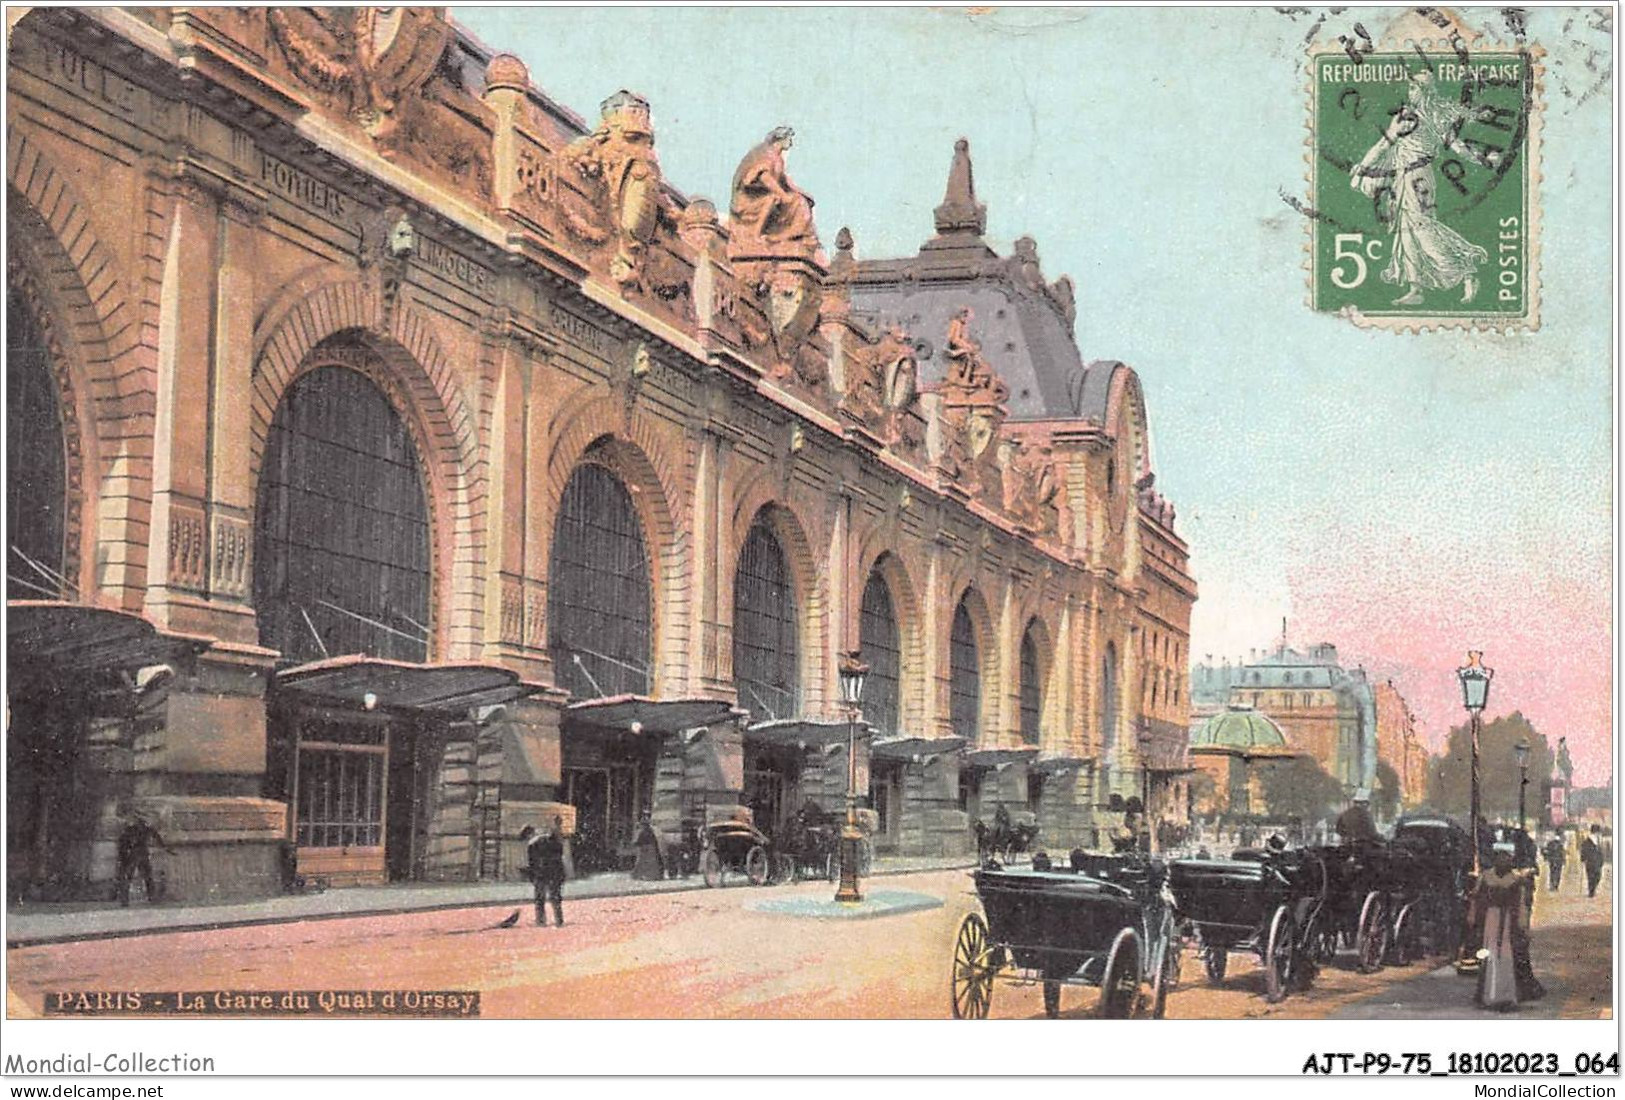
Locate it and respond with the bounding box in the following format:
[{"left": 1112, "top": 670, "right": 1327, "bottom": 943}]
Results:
[{"left": 4, "top": 854, "right": 975, "bottom": 948}]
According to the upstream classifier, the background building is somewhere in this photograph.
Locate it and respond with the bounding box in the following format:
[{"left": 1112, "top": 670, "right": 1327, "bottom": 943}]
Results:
[{"left": 5, "top": 7, "right": 1192, "bottom": 901}]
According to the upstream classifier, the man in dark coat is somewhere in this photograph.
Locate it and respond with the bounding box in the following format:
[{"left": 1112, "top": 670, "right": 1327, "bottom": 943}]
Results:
[
  {"left": 115, "top": 811, "right": 171, "bottom": 906},
  {"left": 1580, "top": 827, "right": 1605, "bottom": 898},
  {"left": 522, "top": 817, "right": 568, "bottom": 927},
  {"left": 1542, "top": 832, "right": 1566, "bottom": 892}
]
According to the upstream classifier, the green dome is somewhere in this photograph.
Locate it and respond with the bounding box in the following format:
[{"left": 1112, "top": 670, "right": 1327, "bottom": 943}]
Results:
[{"left": 1190, "top": 705, "right": 1288, "bottom": 751}]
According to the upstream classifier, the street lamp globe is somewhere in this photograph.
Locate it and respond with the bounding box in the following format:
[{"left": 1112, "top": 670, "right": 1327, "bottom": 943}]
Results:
[
  {"left": 1456, "top": 650, "right": 1494, "bottom": 712},
  {"left": 1514, "top": 739, "right": 1530, "bottom": 770},
  {"left": 838, "top": 650, "right": 869, "bottom": 709}
]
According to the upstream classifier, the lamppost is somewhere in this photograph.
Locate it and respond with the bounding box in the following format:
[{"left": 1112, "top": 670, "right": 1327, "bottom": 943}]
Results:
[
  {"left": 1455, "top": 650, "right": 1493, "bottom": 972},
  {"left": 1515, "top": 739, "right": 1530, "bottom": 834},
  {"left": 836, "top": 650, "right": 869, "bottom": 904},
  {"left": 1457, "top": 651, "right": 1494, "bottom": 874}
]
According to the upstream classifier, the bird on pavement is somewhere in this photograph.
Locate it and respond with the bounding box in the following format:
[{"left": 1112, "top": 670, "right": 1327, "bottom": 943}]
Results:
[{"left": 493, "top": 909, "right": 521, "bottom": 928}]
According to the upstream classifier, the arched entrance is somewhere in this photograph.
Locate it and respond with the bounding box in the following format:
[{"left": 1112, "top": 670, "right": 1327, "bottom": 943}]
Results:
[
  {"left": 549, "top": 458, "right": 656, "bottom": 871},
  {"left": 7, "top": 288, "right": 67, "bottom": 599},
  {"left": 860, "top": 568, "right": 905, "bottom": 849},
  {"left": 255, "top": 357, "right": 435, "bottom": 886},
  {"left": 735, "top": 511, "right": 804, "bottom": 836},
  {"left": 951, "top": 593, "right": 986, "bottom": 825}
]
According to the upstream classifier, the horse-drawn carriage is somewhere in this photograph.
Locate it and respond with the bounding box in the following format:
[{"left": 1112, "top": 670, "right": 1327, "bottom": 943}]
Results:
[
  {"left": 772, "top": 809, "right": 840, "bottom": 883},
  {"left": 1311, "top": 840, "right": 1412, "bottom": 972},
  {"left": 1384, "top": 814, "right": 1475, "bottom": 963},
  {"left": 974, "top": 807, "right": 1041, "bottom": 865},
  {"left": 1167, "top": 845, "right": 1328, "bottom": 1003},
  {"left": 699, "top": 817, "right": 774, "bottom": 887},
  {"left": 950, "top": 855, "right": 1180, "bottom": 1019}
]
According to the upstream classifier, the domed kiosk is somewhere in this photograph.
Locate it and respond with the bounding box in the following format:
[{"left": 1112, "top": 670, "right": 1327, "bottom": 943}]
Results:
[{"left": 1189, "top": 704, "right": 1298, "bottom": 816}]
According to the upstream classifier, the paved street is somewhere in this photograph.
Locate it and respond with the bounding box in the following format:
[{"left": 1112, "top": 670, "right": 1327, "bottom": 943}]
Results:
[{"left": 5, "top": 869, "right": 1612, "bottom": 1020}]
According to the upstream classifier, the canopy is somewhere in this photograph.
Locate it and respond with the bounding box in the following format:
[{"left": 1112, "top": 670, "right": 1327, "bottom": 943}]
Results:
[
  {"left": 7, "top": 600, "right": 207, "bottom": 679},
  {"left": 964, "top": 747, "right": 1040, "bottom": 770},
  {"left": 276, "top": 655, "right": 539, "bottom": 713},
  {"left": 870, "top": 735, "right": 966, "bottom": 761},
  {"left": 744, "top": 717, "right": 872, "bottom": 749},
  {"left": 565, "top": 694, "right": 742, "bottom": 735},
  {"left": 1031, "top": 753, "right": 1090, "bottom": 775}
]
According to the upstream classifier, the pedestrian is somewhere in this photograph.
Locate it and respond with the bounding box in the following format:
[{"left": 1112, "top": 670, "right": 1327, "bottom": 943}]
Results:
[
  {"left": 1543, "top": 832, "right": 1566, "bottom": 892},
  {"left": 1473, "top": 843, "right": 1543, "bottom": 1010},
  {"left": 632, "top": 812, "right": 664, "bottom": 881},
  {"left": 1580, "top": 826, "right": 1605, "bottom": 898},
  {"left": 114, "top": 809, "right": 171, "bottom": 907},
  {"left": 1336, "top": 794, "right": 1378, "bottom": 844},
  {"left": 522, "top": 817, "right": 568, "bottom": 927}
]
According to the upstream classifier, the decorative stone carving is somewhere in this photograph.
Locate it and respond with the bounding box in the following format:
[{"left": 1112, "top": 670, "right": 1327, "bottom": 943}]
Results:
[
  {"left": 840, "top": 321, "right": 923, "bottom": 450},
  {"left": 168, "top": 505, "right": 208, "bottom": 593},
  {"left": 1005, "top": 235, "right": 1078, "bottom": 330},
  {"left": 1005, "top": 443, "right": 1061, "bottom": 539},
  {"left": 356, "top": 206, "right": 415, "bottom": 326},
  {"left": 267, "top": 8, "right": 452, "bottom": 141},
  {"left": 562, "top": 90, "right": 672, "bottom": 291},
  {"left": 210, "top": 515, "right": 252, "bottom": 600},
  {"left": 935, "top": 307, "right": 1009, "bottom": 503},
  {"left": 728, "top": 126, "right": 819, "bottom": 259}
]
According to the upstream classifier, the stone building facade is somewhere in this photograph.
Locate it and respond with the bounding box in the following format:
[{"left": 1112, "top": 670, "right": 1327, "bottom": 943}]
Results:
[
  {"left": 1191, "top": 643, "right": 1378, "bottom": 801},
  {"left": 1372, "top": 679, "right": 1429, "bottom": 811},
  {"left": 5, "top": 7, "right": 1193, "bottom": 902}
]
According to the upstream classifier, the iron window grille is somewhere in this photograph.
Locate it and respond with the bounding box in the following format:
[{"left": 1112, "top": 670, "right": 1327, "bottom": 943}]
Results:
[
  {"left": 7, "top": 291, "right": 67, "bottom": 600},
  {"left": 1019, "top": 627, "right": 1043, "bottom": 746},
  {"left": 548, "top": 462, "right": 652, "bottom": 699},
  {"left": 859, "top": 572, "right": 901, "bottom": 737},
  {"left": 254, "top": 365, "right": 431, "bottom": 664},
  {"left": 733, "top": 517, "right": 799, "bottom": 721},
  {"left": 949, "top": 599, "right": 980, "bottom": 743}
]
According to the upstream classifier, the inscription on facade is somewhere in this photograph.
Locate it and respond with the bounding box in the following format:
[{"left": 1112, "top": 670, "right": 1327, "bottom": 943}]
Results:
[
  {"left": 547, "top": 301, "right": 613, "bottom": 356},
  {"left": 43, "top": 41, "right": 142, "bottom": 117},
  {"left": 417, "top": 235, "right": 490, "bottom": 294},
  {"left": 257, "top": 151, "right": 349, "bottom": 218}
]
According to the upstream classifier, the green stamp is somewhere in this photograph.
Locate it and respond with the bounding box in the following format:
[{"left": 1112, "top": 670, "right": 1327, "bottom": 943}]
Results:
[{"left": 1310, "top": 44, "right": 1540, "bottom": 329}]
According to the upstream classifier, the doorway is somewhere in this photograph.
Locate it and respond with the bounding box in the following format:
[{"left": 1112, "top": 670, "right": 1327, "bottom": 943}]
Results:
[{"left": 565, "top": 767, "right": 612, "bottom": 872}]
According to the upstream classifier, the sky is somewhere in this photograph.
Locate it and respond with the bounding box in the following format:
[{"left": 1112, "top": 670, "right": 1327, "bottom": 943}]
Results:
[{"left": 452, "top": 6, "right": 1615, "bottom": 785}]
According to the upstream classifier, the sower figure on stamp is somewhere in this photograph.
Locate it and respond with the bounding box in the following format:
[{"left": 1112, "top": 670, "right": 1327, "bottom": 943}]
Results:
[
  {"left": 1350, "top": 71, "right": 1490, "bottom": 306},
  {"left": 115, "top": 808, "right": 171, "bottom": 907},
  {"left": 522, "top": 817, "right": 568, "bottom": 927}
]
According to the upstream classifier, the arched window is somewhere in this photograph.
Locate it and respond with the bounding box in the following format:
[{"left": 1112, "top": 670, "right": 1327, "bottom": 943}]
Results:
[
  {"left": 1100, "top": 642, "right": 1119, "bottom": 756},
  {"left": 548, "top": 462, "right": 651, "bottom": 698},
  {"left": 859, "top": 570, "right": 901, "bottom": 737},
  {"left": 949, "top": 598, "right": 981, "bottom": 742},
  {"left": 1285, "top": 672, "right": 1295, "bottom": 685},
  {"left": 7, "top": 290, "right": 67, "bottom": 598},
  {"left": 254, "top": 365, "right": 430, "bottom": 663},
  {"left": 1019, "top": 624, "right": 1043, "bottom": 747},
  {"left": 733, "top": 515, "right": 798, "bottom": 720}
]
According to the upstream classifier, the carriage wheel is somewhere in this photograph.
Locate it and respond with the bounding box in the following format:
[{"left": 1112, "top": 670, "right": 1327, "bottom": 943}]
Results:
[
  {"left": 1202, "top": 942, "right": 1228, "bottom": 985},
  {"left": 950, "top": 913, "right": 996, "bottom": 1019},
  {"left": 1389, "top": 902, "right": 1418, "bottom": 965},
  {"left": 1263, "top": 905, "right": 1297, "bottom": 1004},
  {"left": 1150, "top": 913, "right": 1180, "bottom": 1019},
  {"left": 746, "top": 846, "right": 770, "bottom": 886},
  {"left": 1098, "top": 927, "right": 1143, "bottom": 1019},
  {"left": 701, "top": 849, "right": 722, "bottom": 888},
  {"left": 1356, "top": 893, "right": 1388, "bottom": 974},
  {"left": 1043, "top": 980, "right": 1062, "bottom": 1019},
  {"left": 857, "top": 837, "right": 874, "bottom": 878}
]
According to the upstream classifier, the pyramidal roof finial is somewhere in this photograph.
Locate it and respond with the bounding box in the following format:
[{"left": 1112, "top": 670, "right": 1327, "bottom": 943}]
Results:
[{"left": 934, "top": 137, "right": 986, "bottom": 237}]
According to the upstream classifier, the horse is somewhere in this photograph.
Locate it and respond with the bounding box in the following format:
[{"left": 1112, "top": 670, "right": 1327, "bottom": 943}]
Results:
[{"left": 975, "top": 816, "right": 1042, "bottom": 864}]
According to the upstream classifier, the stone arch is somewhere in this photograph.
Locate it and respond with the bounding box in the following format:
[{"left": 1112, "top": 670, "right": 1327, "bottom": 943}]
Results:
[
  {"left": 8, "top": 127, "right": 140, "bottom": 602},
  {"left": 542, "top": 398, "right": 689, "bottom": 695},
  {"left": 853, "top": 530, "right": 927, "bottom": 733},
  {"left": 724, "top": 487, "right": 828, "bottom": 717},
  {"left": 947, "top": 581, "right": 999, "bottom": 745},
  {"left": 1017, "top": 613, "right": 1056, "bottom": 748},
  {"left": 249, "top": 284, "right": 482, "bottom": 657}
]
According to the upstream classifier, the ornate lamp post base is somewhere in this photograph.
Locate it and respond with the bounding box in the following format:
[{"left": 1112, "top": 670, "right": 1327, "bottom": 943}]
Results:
[{"left": 836, "top": 813, "right": 863, "bottom": 904}]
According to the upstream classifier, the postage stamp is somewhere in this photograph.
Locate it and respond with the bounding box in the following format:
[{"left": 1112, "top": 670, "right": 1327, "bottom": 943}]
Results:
[{"left": 1308, "top": 21, "right": 1542, "bottom": 330}]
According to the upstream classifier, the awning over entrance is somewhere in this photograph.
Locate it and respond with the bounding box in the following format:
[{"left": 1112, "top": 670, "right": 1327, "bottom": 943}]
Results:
[
  {"left": 1032, "top": 753, "right": 1090, "bottom": 775},
  {"left": 870, "top": 735, "right": 966, "bottom": 761},
  {"left": 564, "top": 694, "right": 743, "bottom": 735},
  {"left": 276, "top": 655, "right": 539, "bottom": 713},
  {"left": 7, "top": 600, "right": 207, "bottom": 679},
  {"left": 744, "top": 717, "right": 873, "bottom": 749},
  {"left": 964, "top": 747, "right": 1040, "bottom": 770}
]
